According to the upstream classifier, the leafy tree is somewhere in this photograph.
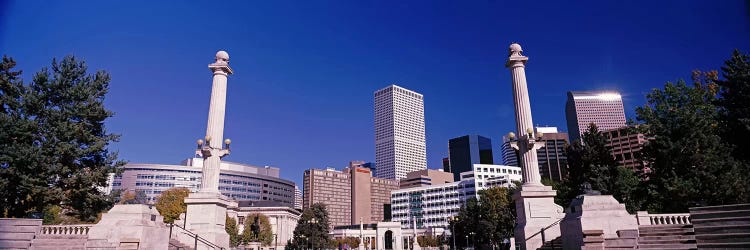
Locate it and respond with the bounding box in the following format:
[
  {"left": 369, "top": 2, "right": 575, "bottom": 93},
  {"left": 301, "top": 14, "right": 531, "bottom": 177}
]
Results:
[
  {"left": 452, "top": 186, "right": 516, "bottom": 250},
  {"left": 635, "top": 71, "right": 749, "bottom": 212},
  {"left": 225, "top": 215, "right": 241, "bottom": 247},
  {"left": 241, "top": 213, "right": 273, "bottom": 246},
  {"left": 154, "top": 187, "right": 190, "bottom": 223},
  {"left": 287, "top": 203, "right": 331, "bottom": 250},
  {"left": 42, "top": 205, "right": 62, "bottom": 225},
  {"left": 717, "top": 50, "right": 750, "bottom": 163},
  {"left": 565, "top": 123, "right": 620, "bottom": 195},
  {"left": 0, "top": 55, "right": 124, "bottom": 221}
]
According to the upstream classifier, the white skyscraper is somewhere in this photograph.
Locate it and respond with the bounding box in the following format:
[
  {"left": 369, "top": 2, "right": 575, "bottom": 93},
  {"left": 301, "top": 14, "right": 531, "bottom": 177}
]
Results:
[
  {"left": 565, "top": 91, "right": 627, "bottom": 142},
  {"left": 374, "top": 85, "right": 426, "bottom": 180}
]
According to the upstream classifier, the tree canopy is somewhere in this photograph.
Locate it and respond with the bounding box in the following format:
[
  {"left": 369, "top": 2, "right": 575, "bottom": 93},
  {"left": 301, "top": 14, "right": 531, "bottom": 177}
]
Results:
[
  {"left": 0, "top": 55, "right": 124, "bottom": 221},
  {"left": 154, "top": 187, "right": 190, "bottom": 223},
  {"left": 287, "top": 203, "right": 331, "bottom": 250},
  {"left": 451, "top": 186, "right": 516, "bottom": 249},
  {"left": 242, "top": 213, "right": 274, "bottom": 246}
]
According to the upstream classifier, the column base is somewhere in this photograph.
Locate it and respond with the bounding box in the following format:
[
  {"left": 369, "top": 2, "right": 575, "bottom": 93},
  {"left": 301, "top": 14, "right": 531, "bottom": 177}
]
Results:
[
  {"left": 513, "top": 184, "right": 565, "bottom": 250},
  {"left": 183, "top": 191, "right": 237, "bottom": 250}
]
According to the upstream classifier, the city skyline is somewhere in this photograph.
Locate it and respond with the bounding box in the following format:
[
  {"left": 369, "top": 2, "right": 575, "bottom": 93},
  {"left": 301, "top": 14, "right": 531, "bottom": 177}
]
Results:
[{"left": 2, "top": 1, "right": 748, "bottom": 186}]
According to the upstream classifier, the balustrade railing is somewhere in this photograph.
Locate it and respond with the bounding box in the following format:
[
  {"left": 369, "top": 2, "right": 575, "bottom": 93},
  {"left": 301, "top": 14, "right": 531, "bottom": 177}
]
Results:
[
  {"left": 40, "top": 224, "right": 92, "bottom": 235},
  {"left": 636, "top": 211, "right": 691, "bottom": 225}
]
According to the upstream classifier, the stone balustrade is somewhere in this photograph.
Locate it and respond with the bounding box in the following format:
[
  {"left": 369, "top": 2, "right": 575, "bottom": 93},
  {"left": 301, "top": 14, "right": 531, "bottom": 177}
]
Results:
[
  {"left": 636, "top": 211, "right": 691, "bottom": 225},
  {"left": 40, "top": 224, "right": 92, "bottom": 235}
]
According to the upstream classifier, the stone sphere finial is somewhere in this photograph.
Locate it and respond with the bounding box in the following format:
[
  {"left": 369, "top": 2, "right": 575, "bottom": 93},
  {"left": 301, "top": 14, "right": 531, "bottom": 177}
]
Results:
[
  {"left": 215, "top": 51, "right": 229, "bottom": 63},
  {"left": 509, "top": 43, "right": 523, "bottom": 55}
]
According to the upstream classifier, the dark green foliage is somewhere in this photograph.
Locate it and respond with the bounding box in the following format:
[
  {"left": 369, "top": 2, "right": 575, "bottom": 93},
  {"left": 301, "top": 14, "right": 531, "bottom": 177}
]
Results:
[
  {"left": 0, "top": 55, "right": 125, "bottom": 222},
  {"left": 717, "top": 50, "right": 750, "bottom": 163},
  {"left": 287, "top": 203, "right": 331, "bottom": 250},
  {"left": 242, "top": 213, "right": 273, "bottom": 246},
  {"left": 451, "top": 186, "right": 516, "bottom": 249},
  {"left": 635, "top": 71, "right": 748, "bottom": 212},
  {"left": 566, "top": 123, "right": 620, "bottom": 195}
]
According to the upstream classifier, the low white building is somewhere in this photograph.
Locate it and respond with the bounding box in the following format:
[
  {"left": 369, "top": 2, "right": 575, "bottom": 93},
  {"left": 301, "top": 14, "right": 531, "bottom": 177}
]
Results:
[
  {"left": 228, "top": 201, "right": 301, "bottom": 250},
  {"left": 391, "top": 164, "right": 522, "bottom": 230}
]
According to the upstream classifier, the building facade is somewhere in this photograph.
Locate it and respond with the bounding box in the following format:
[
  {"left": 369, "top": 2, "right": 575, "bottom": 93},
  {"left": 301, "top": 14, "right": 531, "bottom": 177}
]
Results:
[
  {"left": 232, "top": 201, "right": 302, "bottom": 250},
  {"left": 391, "top": 164, "right": 521, "bottom": 229},
  {"left": 565, "top": 91, "right": 627, "bottom": 143},
  {"left": 604, "top": 126, "right": 647, "bottom": 169},
  {"left": 374, "top": 85, "right": 426, "bottom": 180},
  {"left": 113, "top": 158, "right": 295, "bottom": 206},
  {"left": 535, "top": 127, "right": 569, "bottom": 181},
  {"left": 501, "top": 135, "right": 519, "bottom": 167},
  {"left": 294, "top": 185, "right": 302, "bottom": 210},
  {"left": 398, "top": 169, "right": 454, "bottom": 189},
  {"left": 447, "top": 135, "right": 494, "bottom": 181},
  {"left": 302, "top": 165, "right": 399, "bottom": 228}
]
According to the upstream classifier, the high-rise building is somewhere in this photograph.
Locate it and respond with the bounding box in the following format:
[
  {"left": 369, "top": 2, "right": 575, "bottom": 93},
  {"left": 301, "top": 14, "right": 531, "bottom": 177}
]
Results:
[
  {"left": 303, "top": 164, "right": 399, "bottom": 228},
  {"left": 501, "top": 135, "right": 518, "bottom": 167},
  {"left": 374, "top": 85, "right": 426, "bottom": 180},
  {"left": 398, "top": 169, "right": 454, "bottom": 189},
  {"left": 303, "top": 168, "right": 352, "bottom": 228},
  {"left": 604, "top": 126, "right": 647, "bottom": 169},
  {"left": 447, "top": 135, "right": 494, "bottom": 181},
  {"left": 565, "top": 91, "right": 627, "bottom": 143},
  {"left": 535, "top": 127, "right": 569, "bottom": 181},
  {"left": 441, "top": 157, "right": 450, "bottom": 173},
  {"left": 294, "top": 185, "right": 303, "bottom": 210}
]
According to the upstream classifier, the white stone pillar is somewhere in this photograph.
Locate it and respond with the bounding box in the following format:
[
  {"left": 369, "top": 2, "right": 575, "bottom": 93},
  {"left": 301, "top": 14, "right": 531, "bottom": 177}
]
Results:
[
  {"left": 505, "top": 43, "right": 564, "bottom": 250},
  {"left": 182, "top": 51, "right": 237, "bottom": 250}
]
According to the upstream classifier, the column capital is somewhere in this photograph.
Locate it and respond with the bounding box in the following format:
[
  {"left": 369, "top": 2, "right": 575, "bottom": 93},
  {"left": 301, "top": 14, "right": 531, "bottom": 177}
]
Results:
[
  {"left": 505, "top": 43, "right": 528, "bottom": 68},
  {"left": 209, "top": 50, "right": 234, "bottom": 75}
]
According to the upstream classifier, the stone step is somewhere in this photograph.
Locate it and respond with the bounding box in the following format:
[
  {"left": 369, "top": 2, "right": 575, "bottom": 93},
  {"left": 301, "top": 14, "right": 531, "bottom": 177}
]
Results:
[
  {"left": 691, "top": 216, "right": 750, "bottom": 227},
  {"left": 696, "top": 242, "right": 750, "bottom": 248},
  {"left": 693, "top": 223, "right": 750, "bottom": 234},
  {"left": 0, "top": 219, "right": 43, "bottom": 227},
  {"left": 0, "top": 231, "right": 37, "bottom": 240},
  {"left": 638, "top": 229, "right": 695, "bottom": 236},
  {"left": 689, "top": 203, "right": 750, "bottom": 213},
  {"left": 0, "top": 225, "right": 41, "bottom": 233},
  {"left": 31, "top": 246, "right": 86, "bottom": 250},
  {"left": 638, "top": 238, "right": 697, "bottom": 245},
  {"left": 695, "top": 232, "right": 750, "bottom": 242},
  {"left": 0, "top": 241, "right": 32, "bottom": 249},
  {"left": 638, "top": 235, "right": 695, "bottom": 241},
  {"left": 690, "top": 209, "right": 750, "bottom": 220},
  {"left": 636, "top": 243, "right": 697, "bottom": 249},
  {"left": 638, "top": 224, "right": 692, "bottom": 230}
]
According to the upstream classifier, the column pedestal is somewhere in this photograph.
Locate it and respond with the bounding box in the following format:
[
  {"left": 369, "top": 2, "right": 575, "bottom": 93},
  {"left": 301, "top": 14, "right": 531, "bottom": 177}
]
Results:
[
  {"left": 513, "top": 185, "right": 564, "bottom": 250},
  {"left": 184, "top": 192, "right": 237, "bottom": 250}
]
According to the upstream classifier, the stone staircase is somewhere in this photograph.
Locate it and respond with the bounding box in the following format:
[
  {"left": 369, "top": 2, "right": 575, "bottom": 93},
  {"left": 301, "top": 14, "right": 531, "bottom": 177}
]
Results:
[
  {"left": 169, "top": 237, "right": 194, "bottom": 250},
  {"left": 0, "top": 218, "right": 42, "bottom": 250},
  {"left": 637, "top": 224, "right": 696, "bottom": 249},
  {"left": 30, "top": 235, "right": 88, "bottom": 250},
  {"left": 537, "top": 236, "right": 562, "bottom": 250},
  {"left": 689, "top": 203, "right": 750, "bottom": 249}
]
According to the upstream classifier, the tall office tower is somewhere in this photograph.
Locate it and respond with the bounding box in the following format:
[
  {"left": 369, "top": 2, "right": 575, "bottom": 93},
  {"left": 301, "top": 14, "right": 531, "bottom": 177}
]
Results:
[
  {"left": 501, "top": 135, "right": 519, "bottom": 167},
  {"left": 535, "top": 127, "right": 569, "bottom": 181},
  {"left": 294, "top": 185, "right": 303, "bottom": 210},
  {"left": 565, "top": 91, "right": 627, "bottom": 143},
  {"left": 374, "top": 85, "right": 426, "bottom": 180},
  {"left": 447, "top": 135, "right": 493, "bottom": 181},
  {"left": 442, "top": 157, "right": 450, "bottom": 173},
  {"left": 303, "top": 168, "right": 352, "bottom": 228}
]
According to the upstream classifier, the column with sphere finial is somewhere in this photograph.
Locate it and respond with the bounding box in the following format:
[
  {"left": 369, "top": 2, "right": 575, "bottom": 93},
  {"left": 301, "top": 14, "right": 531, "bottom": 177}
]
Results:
[
  {"left": 182, "top": 51, "right": 238, "bottom": 250},
  {"left": 504, "top": 43, "right": 564, "bottom": 250}
]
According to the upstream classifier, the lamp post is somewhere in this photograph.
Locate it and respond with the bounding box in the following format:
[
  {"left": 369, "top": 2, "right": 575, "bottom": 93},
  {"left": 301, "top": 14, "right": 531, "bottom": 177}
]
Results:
[
  {"left": 469, "top": 232, "right": 475, "bottom": 250},
  {"left": 301, "top": 235, "right": 309, "bottom": 250},
  {"left": 450, "top": 217, "right": 457, "bottom": 250},
  {"left": 273, "top": 233, "right": 278, "bottom": 250},
  {"left": 310, "top": 218, "right": 318, "bottom": 250},
  {"left": 465, "top": 235, "right": 469, "bottom": 249}
]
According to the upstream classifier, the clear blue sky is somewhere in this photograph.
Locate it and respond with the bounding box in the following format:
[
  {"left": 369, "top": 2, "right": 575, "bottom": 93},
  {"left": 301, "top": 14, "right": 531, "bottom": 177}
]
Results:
[{"left": 2, "top": 1, "right": 749, "bottom": 185}]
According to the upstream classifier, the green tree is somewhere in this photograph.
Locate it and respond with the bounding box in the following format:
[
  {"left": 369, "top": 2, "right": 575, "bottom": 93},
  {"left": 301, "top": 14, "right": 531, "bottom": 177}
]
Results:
[
  {"left": 635, "top": 71, "right": 748, "bottom": 212},
  {"left": 225, "top": 215, "right": 241, "bottom": 247},
  {"left": 717, "top": 50, "right": 750, "bottom": 163},
  {"left": 0, "top": 55, "right": 124, "bottom": 221},
  {"left": 287, "top": 203, "right": 331, "bottom": 250},
  {"left": 452, "top": 186, "right": 516, "bottom": 250},
  {"left": 565, "top": 123, "right": 620, "bottom": 195},
  {"left": 241, "top": 213, "right": 273, "bottom": 246},
  {"left": 154, "top": 187, "right": 190, "bottom": 223}
]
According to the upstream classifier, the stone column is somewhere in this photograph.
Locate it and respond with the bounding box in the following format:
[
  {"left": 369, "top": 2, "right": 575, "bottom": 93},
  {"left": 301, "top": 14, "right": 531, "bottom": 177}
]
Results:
[
  {"left": 505, "top": 43, "right": 564, "bottom": 250},
  {"left": 182, "top": 51, "right": 237, "bottom": 250}
]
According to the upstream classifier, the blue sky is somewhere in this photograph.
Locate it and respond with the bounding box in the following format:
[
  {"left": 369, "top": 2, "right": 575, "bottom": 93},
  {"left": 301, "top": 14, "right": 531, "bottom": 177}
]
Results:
[{"left": 2, "top": 1, "right": 749, "bottom": 185}]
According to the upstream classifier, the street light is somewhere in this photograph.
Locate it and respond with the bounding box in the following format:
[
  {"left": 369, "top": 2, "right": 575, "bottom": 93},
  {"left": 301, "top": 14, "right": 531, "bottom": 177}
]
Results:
[
  {"left": 300, "top": 235, "right": 309, "bottom": 250},
  {"left": 469, "top": 232, "right": 475, "bottom": 250},
  {"left": 309, "top": 218, "right": 318, "bottom": 250},
  {"left": 449, "top": 217, "right": 457, "bottom": 250}
]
